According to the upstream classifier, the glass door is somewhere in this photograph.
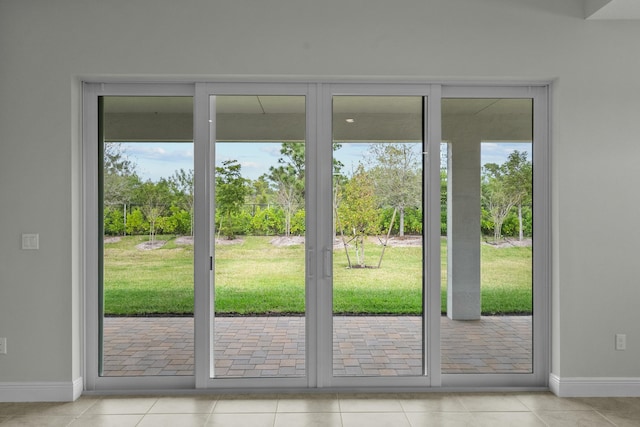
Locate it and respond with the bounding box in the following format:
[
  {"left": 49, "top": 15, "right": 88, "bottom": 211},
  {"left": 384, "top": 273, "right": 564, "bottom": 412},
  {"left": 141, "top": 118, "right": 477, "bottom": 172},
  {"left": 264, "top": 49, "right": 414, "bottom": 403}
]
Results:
[
  {"left": 99, "top": 95, "right": 195, "bottom": 378},
  {"left": 439, "top": 86, "right": 549, "bottom": 388},
  {"left": 85, "top": 82, "right": 548, "bottom": 391},
  {"left": 197, "top": 84, "right": 314, "bottom": 387},
  {"left": 212, "top": 94, "right": 307, "bottom": 379},
  {"left": 319, "top": 85, "right": 438, "bottom": 388}
]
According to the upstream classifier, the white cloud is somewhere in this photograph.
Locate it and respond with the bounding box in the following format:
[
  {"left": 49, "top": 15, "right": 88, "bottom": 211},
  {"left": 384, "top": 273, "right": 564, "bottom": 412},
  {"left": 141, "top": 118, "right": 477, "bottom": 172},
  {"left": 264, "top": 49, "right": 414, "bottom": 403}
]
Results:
[{"left": 118, "top": 142, "right": 194, "bottom": 181}]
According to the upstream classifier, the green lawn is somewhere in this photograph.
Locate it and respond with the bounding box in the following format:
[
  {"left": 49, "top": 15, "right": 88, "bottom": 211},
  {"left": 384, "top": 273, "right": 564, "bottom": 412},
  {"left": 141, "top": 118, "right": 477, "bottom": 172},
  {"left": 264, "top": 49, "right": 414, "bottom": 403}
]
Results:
[{"left": 103, "top": 235, "right": 532, "bottom": 316}]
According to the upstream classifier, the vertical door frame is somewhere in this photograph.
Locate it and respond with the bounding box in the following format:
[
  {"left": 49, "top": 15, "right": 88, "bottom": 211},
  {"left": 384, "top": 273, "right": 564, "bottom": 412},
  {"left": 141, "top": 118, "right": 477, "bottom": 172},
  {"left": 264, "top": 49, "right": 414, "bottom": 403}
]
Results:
[{"left": 439, "top": 85, "right": 550, "bottom": 388}]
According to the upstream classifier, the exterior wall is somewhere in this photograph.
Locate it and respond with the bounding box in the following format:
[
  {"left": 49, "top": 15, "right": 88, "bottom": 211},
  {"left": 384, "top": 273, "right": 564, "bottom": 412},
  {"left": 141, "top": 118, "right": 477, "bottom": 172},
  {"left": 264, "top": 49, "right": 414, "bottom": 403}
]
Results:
[{"left": 1, "top": 0, "right": 640, "bottom": 397}]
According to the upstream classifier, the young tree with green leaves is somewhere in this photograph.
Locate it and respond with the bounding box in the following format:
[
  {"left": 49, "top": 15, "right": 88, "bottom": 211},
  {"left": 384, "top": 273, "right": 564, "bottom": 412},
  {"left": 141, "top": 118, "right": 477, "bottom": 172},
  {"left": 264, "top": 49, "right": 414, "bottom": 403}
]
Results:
[
  {"left": 168, "top": 168, "right": 194, "bottom": 236},
  {"left": 268, "top": 142, "right": 305, "bottom": 237},
  {"left": 482, "top": 174, "right": 519, "bottom": 243},
  {"left": 337, "top": 165, "right": 380, "bottom": 267},
  {"left": 482, "top": 150, "right": 532, "bottom": 242},
  {"left": 367, "top": 143, "right": 422, "bottom": 237},
  {"left": 103, "top": 144, "right": 137, "bottom": 201},
  {"left": 103, "top": 143, "right": 141, "bottom": 235},
  {"left": 216, "top": 159, "right": 249, "bottom": 239},
  {"left": 135, "top": 179, "right": 172, "bottom": 243},
  {"left": 500, "top": 151, "right": 532, "bottom": 241}
]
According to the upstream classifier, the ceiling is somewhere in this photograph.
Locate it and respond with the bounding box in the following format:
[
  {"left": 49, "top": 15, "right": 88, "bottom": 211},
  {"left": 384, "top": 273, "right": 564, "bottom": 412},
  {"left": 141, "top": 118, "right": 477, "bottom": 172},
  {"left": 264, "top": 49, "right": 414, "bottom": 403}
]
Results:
[
  {"left": 585, "top": 0, "right": 640, "bottom": 19},
  {"left": 102, "top": 96, "right": 532, "bottom": 143},
  {"left": 103, "top": 96, "right": 531, "bottom": 116}
]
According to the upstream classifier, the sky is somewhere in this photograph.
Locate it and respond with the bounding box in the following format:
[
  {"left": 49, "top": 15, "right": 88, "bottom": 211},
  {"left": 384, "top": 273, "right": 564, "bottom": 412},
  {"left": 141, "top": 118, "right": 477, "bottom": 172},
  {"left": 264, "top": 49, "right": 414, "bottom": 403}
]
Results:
[{"left": 120, "top": 141, "right": 532, "bottom": 183}]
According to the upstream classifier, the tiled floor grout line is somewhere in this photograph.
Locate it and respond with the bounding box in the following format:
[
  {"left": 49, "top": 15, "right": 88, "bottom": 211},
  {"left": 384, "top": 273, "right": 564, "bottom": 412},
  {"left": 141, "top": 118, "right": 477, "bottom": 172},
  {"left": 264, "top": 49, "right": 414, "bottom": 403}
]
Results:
[{"left": 2, "top": 394, "right": 640, "bottom": 426}]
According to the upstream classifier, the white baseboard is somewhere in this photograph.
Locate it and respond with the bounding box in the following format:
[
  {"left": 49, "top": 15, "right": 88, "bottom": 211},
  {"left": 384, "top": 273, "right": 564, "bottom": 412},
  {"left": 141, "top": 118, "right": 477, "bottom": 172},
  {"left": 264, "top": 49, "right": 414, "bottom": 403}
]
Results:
[
  {"left": 73, "top": 377, "right": 83, "bottom": 400},
  {"left": 0, "top": 377, "right": 83, "bottom": 402},
  {"left": 550, "top": 374, "right": 640, "bottom": 397}
]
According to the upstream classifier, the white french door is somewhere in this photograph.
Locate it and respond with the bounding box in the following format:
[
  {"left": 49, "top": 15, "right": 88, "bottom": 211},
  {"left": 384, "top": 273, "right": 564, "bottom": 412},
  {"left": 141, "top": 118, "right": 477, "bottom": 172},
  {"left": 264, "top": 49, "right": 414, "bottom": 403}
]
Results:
[
  {"left": 84, "top": 82, "right": 549, "bottom": 391},
  {"left": 196, "top": 83, "right": 440, "bottom": 389}
]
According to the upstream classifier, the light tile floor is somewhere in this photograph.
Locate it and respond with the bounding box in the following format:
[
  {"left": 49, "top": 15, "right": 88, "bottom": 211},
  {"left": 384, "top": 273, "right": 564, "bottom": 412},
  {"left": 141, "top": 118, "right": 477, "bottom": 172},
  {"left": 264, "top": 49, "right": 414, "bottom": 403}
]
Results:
[
  {"left": 103, "top": 315, "right": 532, "bottom": 377},
  {"left": 1, "top": 392, "right": 640, "bottom": 426}
]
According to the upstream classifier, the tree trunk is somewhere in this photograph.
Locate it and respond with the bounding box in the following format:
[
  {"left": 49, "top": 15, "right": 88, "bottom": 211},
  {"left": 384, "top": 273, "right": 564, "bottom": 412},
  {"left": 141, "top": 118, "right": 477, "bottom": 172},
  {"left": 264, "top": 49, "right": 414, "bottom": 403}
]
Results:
[
  {"left": 494, "top": 219, "right": 502, "bottom": 243},
  {"left": 149, "top": 220, "right": 155, "bottom": 243},
  {"left": 518, "top": 204, "right": 523, "bottom": 241},
  {"left": 377, "top": 208, "right": 397, "bottom": 268},
  {"left": 285, "top": 208, "right": 291, "bottom": 237},
  {"left": 399, "top": 206, "right": 405, "bottom": 237},
  {"left": 190, "top": 207, "right": 194, "bottom": 237}
]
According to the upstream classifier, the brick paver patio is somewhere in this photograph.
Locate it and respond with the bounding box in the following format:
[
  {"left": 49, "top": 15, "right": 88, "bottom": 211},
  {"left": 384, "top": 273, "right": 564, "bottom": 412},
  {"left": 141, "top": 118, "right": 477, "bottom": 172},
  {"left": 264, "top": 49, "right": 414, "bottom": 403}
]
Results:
[{"left": 102, "top": 316, "right": 531, "bottom": 377}]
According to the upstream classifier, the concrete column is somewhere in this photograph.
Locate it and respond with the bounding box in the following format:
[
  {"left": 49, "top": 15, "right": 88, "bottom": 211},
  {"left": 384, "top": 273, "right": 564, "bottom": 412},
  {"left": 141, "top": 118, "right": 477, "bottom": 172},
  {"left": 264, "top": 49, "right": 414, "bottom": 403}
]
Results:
[{"left": 446, "top": 136, "right": 481, "bottom": 320}]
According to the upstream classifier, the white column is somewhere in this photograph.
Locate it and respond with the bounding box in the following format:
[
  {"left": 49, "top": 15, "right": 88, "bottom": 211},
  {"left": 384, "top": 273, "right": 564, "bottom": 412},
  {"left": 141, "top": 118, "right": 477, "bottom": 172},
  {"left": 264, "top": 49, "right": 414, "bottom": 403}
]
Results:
[{"left": 446, "top": 136, "right": 481, "bottom": 320}]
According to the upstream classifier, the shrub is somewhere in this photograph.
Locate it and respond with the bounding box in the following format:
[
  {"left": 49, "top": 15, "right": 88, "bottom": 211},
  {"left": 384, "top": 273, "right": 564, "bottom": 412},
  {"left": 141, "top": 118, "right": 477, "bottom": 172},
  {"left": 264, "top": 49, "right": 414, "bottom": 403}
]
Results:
[
  {"left": 104, "top": 206, "right": 125, "bottom": 235},
  {"left": 126, "top": 208, "right": 147, "bottom": 235},
  {"left": 290, "top": 209, "right": 305, "bottom": 235}
]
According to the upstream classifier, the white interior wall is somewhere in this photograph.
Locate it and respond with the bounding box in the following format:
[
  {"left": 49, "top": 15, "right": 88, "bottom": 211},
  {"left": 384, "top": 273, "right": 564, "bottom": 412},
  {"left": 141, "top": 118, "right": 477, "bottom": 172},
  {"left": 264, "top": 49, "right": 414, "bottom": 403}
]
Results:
[{"left": 1, "top": 0, "right": 640, "bottom": 396}]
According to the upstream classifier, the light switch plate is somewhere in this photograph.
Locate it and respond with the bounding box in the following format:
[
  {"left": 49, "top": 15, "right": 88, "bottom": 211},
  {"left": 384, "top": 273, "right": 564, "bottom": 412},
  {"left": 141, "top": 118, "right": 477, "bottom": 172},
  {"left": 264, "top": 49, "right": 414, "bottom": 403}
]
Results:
[{"left": 21, "top": 233, "right": 39, "bottom": 250}]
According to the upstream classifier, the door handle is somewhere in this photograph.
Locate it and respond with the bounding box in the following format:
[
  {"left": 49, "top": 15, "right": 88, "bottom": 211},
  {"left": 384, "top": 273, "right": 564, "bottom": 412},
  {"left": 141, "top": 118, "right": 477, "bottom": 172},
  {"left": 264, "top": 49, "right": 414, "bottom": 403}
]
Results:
[
  {"left": 307, "top": 249, "right": 314, "bottom": 279},
  {"left": 324, "top": 247, "right": 332, "bottom": 279}
]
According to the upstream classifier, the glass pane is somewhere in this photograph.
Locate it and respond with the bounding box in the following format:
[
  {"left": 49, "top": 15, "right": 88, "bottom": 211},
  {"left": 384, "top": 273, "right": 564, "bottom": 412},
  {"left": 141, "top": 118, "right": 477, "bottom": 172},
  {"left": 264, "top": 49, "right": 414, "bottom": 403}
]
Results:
[
  {"left": 213, "top": 95, "right": 306, "bottom": 378},
  {"left": 441, "top": 98, "right": 533, "bottom": 374},
  {"left": 100, "top": 96, "right": 195, "bottom": 377},
  {"left": 332, "top": 96, "right": 424, "bottom": 377}
]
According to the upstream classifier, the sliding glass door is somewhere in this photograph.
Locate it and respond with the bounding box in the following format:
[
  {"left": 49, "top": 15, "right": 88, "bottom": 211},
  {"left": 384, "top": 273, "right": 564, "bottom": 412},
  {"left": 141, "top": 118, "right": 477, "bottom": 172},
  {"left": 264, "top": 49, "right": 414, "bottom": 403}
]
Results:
[
  {"left": 330, "top": 94, "right": 426, "bottom": 379},
  {"left": 195, "top": 84, "right": 314, "bottom": 388},
  {"left": 99, "top": 96, "right": 195, "bottom": 378},
  {"left": 211, "top": 94, "right": 308, "bottom": 379},
  {"left": 439, "top": 86, "right": 549, "bottom": 387},
  {"left": 85, "top": 82, "right": 548, "bottom": 391}
]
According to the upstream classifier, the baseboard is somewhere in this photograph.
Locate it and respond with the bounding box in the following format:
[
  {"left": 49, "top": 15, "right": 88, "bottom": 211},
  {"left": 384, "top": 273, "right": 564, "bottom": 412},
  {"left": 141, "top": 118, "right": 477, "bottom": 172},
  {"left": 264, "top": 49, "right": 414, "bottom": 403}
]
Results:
[
  {"left": 73, "top": 377, "right": 83, "bottom": 400},
  {"left": 0, "top": 377, "right": 82, "bottom": 402},
  {"left": 550, "top": 374, "right": 640, "bottom": 397}
]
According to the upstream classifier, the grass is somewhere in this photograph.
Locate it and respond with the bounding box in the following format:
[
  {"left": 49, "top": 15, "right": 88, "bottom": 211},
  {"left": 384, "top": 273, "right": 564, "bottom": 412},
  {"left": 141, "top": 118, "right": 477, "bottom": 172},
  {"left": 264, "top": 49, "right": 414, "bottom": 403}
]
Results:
[
  {"left": 103, "top": 235, "right": 532, "bottom": 316},
  {"left": 103, "top": 235, "right": 194, "bottom": 315}
]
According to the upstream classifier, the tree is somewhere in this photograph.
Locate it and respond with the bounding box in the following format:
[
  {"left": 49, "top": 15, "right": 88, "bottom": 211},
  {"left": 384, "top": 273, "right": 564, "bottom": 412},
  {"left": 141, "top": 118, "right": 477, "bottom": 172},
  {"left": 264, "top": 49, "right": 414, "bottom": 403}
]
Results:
[
  {"left": 367, "top": 143, "right": 421, "bottom": 237},
  {"left": 168, "top": 168, "right": 194, "bottom": 236},
  {"left": 103, "top": 143, "right": 142, "bottom": 237},
  {"left": 337, "top": 165, "right": 380, "bottom": 267},
  {"left": 501, "top": 151, "right": 532, "bottom": 241},
  {"left": 268, "top": 142, "right": 344, "bottom": 237},
  {"left": 136, "top": 179, "right": 172, "bottom": 243},
  {"left": 103, "top": 143, "right": 139, "bottom": 208},
  {"left": 482, "top": 150, "right": 532, "bottom": 242},
  {"left": 268, "top": 142, "right": 305, "bottom": 237},
  {"left": 216, "top": 159, "right": 249, "bottom": 239},
  {"left": 482, "top": 173, "right": 519, "bottom": 243},
  {"left": 248, "top": 175, "right": 274, "bottom": 207}
]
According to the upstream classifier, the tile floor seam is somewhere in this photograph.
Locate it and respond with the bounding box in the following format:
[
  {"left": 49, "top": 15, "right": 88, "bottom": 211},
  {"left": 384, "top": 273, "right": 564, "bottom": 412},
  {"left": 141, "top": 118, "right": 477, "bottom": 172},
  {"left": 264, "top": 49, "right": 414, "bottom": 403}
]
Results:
[
  {"left": 531, "top": 411, "right": 552, "bottom": 427},
  {"left": 2, "top": 396, "right": 640, "bottom": 427},
  {"left": 596, "top": 409, "right": 622, "bottom": 426}
]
